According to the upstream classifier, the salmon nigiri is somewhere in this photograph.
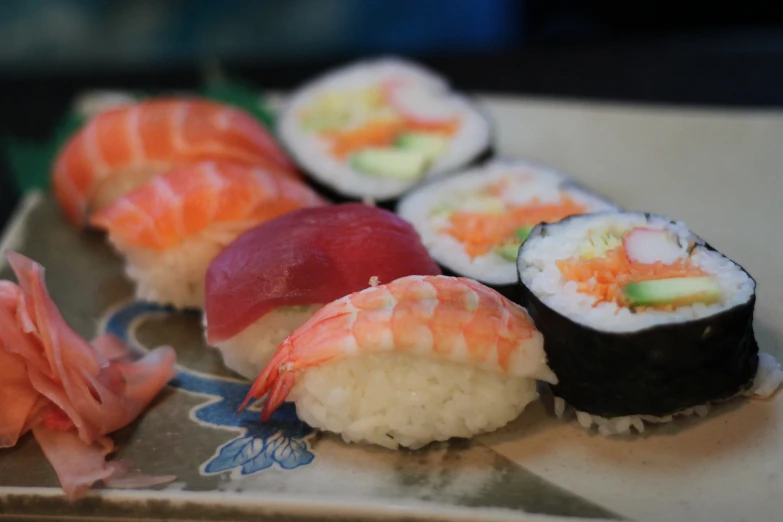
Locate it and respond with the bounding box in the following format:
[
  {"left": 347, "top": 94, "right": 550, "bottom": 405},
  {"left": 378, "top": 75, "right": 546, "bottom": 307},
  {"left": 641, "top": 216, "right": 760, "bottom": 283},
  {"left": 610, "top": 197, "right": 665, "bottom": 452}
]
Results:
[
  {"left": 53, "top": 98, "right": 298, "bottom": 225},
  {"left": 89, "top": 161, "right": 327, "bottom": 309}
]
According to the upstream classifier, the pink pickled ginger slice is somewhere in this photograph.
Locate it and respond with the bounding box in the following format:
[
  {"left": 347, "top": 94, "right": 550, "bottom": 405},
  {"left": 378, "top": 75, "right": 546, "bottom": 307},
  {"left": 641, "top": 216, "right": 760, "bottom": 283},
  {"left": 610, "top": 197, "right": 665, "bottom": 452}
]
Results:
[
  {"left": 0, "top": 348, "right": 39, "bottom": 448},
  {"left": 33, "top": 428, "right": 118, "bottom": 500},
  {"left": 0, "top": 252, "right": 177, "bottom": 500}
]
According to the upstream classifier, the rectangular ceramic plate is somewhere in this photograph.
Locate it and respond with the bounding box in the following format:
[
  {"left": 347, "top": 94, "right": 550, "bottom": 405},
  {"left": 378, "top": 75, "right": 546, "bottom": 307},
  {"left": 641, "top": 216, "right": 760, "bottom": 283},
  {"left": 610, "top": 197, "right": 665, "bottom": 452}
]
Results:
[{"left": 1, "top": 95, "right": 782, "bottom": 522}]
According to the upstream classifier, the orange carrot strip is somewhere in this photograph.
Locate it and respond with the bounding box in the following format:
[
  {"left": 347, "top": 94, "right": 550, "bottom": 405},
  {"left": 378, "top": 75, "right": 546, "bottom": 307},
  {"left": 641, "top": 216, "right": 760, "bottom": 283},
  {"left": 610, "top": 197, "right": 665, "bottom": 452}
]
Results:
[
  {"left": 556, "top": 246, "right": 706, "bottom": 307},
  {"left": 326, "top": 115, "right": 460, "bottom": 160},
  {"left": 328, "top": 120, "right": 406, "bottom": 159},
  {"left": 402, "top": 117, "right": 461, "bottom": 135},
  {"left": 445, "top": 196, "right": 588, "bottom": 258}
]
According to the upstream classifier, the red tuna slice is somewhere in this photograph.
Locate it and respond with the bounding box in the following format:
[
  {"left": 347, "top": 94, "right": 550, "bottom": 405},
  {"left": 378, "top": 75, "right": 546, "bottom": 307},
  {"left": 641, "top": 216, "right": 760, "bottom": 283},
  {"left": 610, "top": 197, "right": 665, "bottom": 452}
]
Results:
[{"left": 205, "top": 203, "right": 441, "bottom": 344}]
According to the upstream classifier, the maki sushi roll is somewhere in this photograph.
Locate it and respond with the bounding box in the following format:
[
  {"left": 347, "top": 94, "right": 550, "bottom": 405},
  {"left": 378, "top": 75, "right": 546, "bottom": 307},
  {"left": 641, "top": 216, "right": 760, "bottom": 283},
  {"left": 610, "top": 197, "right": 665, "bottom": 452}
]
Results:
[
  {"left": 396, "top": 159, "right": 618, "bottom": 298},
  {"left": 517, "top": 211, "right": 780, "bottom": 434},
  {"left": 277, "top": 57, "right": 492, "bottom": 205}
]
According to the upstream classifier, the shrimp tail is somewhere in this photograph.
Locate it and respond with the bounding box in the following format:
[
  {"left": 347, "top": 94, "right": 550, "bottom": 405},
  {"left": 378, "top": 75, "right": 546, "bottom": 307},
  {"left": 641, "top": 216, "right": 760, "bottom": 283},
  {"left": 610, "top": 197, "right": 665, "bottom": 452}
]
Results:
[
  {"left": 238, "top": 339, "right": 294, "bottom": 415},
  {"left": 260, "top": 369, "right": 295, "bottom": 422}
]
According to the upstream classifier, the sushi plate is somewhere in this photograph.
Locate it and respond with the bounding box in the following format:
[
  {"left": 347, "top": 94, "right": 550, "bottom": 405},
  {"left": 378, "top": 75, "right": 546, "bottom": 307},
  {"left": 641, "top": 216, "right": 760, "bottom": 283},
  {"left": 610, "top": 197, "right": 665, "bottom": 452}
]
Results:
[{"left": 1, "top": 95, "right": 783, "bottom": 522}]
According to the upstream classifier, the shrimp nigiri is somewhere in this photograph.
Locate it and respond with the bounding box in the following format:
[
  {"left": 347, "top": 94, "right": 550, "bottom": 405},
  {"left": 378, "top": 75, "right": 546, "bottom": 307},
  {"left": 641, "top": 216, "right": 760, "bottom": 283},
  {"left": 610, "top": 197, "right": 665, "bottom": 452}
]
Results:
[
  {"left": 89, "top": 161, "right": 326, "bottom": 309},
  {"left": 243, "top": 275, "right": 556, "bottom": 450},
  {"left": 53, "top": 98, "right": 298, "bottom": 225}
]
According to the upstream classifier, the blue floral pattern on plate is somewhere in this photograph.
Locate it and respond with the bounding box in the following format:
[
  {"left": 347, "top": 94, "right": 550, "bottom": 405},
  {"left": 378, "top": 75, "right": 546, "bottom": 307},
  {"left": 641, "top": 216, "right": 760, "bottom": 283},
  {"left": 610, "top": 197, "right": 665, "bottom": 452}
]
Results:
[{"left": 102, "top": 300, "right": 316, "bottom": 476}]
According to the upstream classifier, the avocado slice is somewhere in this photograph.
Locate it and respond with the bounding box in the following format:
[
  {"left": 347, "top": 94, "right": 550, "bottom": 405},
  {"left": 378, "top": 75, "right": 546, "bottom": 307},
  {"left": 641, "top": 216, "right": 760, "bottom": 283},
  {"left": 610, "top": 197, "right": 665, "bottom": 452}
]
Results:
[
  {"left": 395, "top": 132, "right": 448, "bottom": 160},
  {"left": 488, "top": 227, "right": 535, "bottom": 262},
  {"left": 624, "top": 277, "right": 722, "bottom": 307},
  {"left": 495, "top": 243, "right": 522, "bottom": 261},
  {"left": 350, "top": 148, "right": 430, "bottom": 180},
  {"left": 515, "top": 226, "right": 533, "bottom": 242}
]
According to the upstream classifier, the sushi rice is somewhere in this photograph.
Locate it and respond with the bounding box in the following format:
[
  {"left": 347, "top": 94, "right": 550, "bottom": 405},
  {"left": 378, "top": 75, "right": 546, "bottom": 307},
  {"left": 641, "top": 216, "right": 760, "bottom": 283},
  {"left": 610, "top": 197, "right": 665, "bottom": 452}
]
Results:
[
  {"left": 117, "top": 220, "right": 258, "bottom": 309},
  {"left": 211, "top": 304, "right": 322, "bottom": 380},
  {"left": 290, "top": 352, "right": 540, "bottom": 450}
]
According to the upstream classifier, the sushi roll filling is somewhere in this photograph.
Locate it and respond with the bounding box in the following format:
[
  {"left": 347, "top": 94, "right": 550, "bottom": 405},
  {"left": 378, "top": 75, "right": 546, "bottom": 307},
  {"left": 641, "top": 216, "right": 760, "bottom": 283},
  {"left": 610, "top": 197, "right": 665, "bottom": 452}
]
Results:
[
  {"left": 555, "top": 225, "right": 720, "bottom": 311},
  {"left": 297, "top": 79, "right": 460, "bottom": 180},
  {"left": 519, "top": 213, "right": 756, "bottom": 333},
  {"left": 431, "top": 177, "right": 589, "bottom": 262}
]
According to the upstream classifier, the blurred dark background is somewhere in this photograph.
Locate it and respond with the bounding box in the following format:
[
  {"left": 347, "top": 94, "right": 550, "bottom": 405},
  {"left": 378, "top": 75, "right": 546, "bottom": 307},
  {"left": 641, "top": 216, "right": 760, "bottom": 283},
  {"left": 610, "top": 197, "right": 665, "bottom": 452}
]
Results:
[{"left": 2, "top": 0, "right": 783, "bottom": 225}]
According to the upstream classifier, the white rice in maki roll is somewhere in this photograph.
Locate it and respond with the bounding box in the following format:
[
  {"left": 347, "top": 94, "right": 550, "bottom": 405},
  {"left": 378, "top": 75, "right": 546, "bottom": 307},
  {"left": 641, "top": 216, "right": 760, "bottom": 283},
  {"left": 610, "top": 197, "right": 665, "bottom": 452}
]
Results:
[
  {"left": 277, "top": 57, "right": 492, "bottom": 203},
  {"left": 517, "top": 211, "right": 783, "bottom": 435},
  {"left": 396, "top": 159, "right": 619, "bottom": 298}
]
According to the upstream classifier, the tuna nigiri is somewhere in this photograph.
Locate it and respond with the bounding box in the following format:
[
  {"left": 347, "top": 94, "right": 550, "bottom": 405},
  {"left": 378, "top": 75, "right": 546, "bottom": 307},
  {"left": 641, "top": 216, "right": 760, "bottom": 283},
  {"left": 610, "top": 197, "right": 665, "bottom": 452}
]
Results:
[
  {"left": 204, "top": 203, "right": 441, "bottom": 379},
  {"left": 243, "top": 274, "right": 556, "bottom": 450},
  {"left": 0, "top": 252, "right": 176, "bottom": 499},
  {"left": 53, "top": 98, "right": 298, "bottom": 225},
  {"left": 90, "top": 161, "right": 326, "bottom": 309}
]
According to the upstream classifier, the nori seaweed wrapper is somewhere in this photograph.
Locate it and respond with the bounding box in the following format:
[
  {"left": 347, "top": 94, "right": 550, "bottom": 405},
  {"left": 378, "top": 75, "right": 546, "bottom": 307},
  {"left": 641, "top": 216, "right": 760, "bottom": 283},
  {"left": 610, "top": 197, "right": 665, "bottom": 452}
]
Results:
[{"left": 517, "top": 214, "right": 760, "bottom": 418}]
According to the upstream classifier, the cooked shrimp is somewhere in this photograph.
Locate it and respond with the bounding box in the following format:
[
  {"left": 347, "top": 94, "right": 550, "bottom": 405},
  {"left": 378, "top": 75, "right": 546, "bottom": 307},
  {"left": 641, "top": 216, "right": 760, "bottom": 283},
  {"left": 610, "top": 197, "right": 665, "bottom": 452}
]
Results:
[
  {"left": 243, "top": 274, "right": 556, "bottom": 421},
  {"left": 53, "top": 98, "right": 298, "bottom": 225}
]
